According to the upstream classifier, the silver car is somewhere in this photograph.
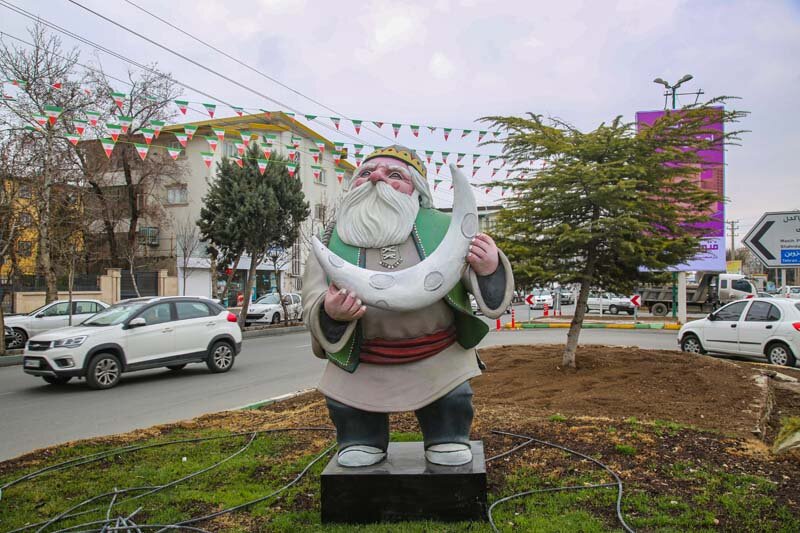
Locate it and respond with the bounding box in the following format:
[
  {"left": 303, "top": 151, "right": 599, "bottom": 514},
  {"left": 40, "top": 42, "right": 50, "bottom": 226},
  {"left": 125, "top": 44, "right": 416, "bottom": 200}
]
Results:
[{"left": 4, "top": 299, "right": 109, "bottom": 349}]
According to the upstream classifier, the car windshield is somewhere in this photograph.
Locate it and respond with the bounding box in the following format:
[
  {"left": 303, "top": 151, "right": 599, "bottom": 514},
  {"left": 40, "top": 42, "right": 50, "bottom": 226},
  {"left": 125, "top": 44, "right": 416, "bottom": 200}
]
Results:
[
  {"left": 791, "top": 288, "right": 800, "bottom": 294},
  {"left": 26, "top": 304, "right": 50, "bottom": 317},
  {"left": 256, "top": 294, "right": 281, "bottom": 305},
  {"left": 83, "top": 301, "right": 148, "bottom": 326},
  {"left": 532, "top": 289, "right": 548, "bottom": 296}
]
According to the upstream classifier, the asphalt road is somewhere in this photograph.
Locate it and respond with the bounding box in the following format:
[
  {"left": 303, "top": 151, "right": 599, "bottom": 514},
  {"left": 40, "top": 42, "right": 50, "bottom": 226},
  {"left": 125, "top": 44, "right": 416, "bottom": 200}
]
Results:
[{"left": 0, "top": 326, "right": 679, "bottom": 462}]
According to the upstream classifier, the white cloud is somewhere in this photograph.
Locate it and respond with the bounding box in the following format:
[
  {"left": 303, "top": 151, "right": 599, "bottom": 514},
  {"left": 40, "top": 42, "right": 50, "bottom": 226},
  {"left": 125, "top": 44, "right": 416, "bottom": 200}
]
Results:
[{"left": 429, "top": 52, "right": 456, "bottom": 80}]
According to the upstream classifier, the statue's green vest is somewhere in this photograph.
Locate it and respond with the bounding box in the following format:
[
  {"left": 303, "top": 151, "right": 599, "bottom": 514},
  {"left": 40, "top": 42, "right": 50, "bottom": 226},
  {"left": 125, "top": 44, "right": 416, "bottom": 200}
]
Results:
[{"left": 325, "top": 207, "right": 489, "bottom": 373}]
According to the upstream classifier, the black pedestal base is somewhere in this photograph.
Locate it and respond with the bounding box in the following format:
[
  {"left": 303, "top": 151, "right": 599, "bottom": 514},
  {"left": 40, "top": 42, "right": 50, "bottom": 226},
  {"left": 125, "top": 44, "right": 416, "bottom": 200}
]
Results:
[{"left": 320, "top": 440, "right": 487, "bottom": 524}]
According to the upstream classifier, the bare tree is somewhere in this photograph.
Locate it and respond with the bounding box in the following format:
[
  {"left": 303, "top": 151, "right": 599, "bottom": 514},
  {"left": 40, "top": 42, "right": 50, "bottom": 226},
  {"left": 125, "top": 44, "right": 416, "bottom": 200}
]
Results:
[
  {"left": 175, "top": 216, "right": 201, "bottom": 295},
  {"left": 0, "top": 144, "right": 21, "bottom": 353},
  {"left": 50, "top": 183, "right": 90, "bottom": 325}
]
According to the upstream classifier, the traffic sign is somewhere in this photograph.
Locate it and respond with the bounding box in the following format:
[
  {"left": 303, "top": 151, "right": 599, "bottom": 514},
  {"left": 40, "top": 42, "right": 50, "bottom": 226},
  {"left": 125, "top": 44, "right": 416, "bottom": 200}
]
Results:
[
  {"left": 525, "top": 294, "right": 534, "bottom": 305},
  {"left": 630, "top": 295, "right": 641, "bottom": 307},
  {"left": 743, "top": 211, "right": 800, "bottom": 267}
]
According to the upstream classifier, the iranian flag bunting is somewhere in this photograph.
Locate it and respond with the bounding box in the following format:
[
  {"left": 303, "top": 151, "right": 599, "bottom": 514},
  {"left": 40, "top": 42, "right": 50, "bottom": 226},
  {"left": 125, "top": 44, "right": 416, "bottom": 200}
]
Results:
[
  {"left": 291, "top": 136, "right": 302, "bottom": 148},
  {"left": 233, "top": 157, "right": 243, "bottom": 168},
  {"left": 334, "top": 141, "right": 344, "bottom": 153},
  {"left": 485, "top": 186, "right": 492, "bottom": 194},
  {"left": 257, "top": 158, "right": 268, "bottom": 175},
  {"left": 150, "top": 120, "right": 165, "bottom": 138},
  {"left": 304, "top": 114, "right": 317, "bottom": 121},
  {"left": 203, "top": 103, "right": 216, "bottom": 118},
  {"left": 73, "top": 120, "right": 87, "bottom": 136},
  {"left": 435, "top": 161, "right": 443, "bottom": 174},
  {"left": 501, "top": 188, "right": 506, "bottom": 197},
  {"left": 443, "top": 128, "right": 452, "bottom": 141},
  {"left": 111, "top": 92, "right": 126, "bottom": 110},
  {"left": 235, "top": 142, "right": 245, "bottom": 156},
  {"left": 312, "top": 165, "right": 322, "bottom": 180},
  {"left": 11, "top": 79, "right": 27, "bottom": 87},
  {"left": 264, "top": 133, "right": 276, "bottom": 145},
  {"left": 315, "top": 140, "right": 325, "bottom": 153},
  {"left": 141, "top": 128, "right": 155, "bottom": 145},
  {"left": 212, "top": 127, "right": 225, "bottom": 142},
  {"left": 174, "top": 132, "right": 188, "bottom": 147},
  {"left": 86, "top": 110, "right": 101, "bottom": 126},
  {"left": 286, "top": 162, "right": 297, "bottom": 177},
  {"left": 44, "top": 105, "right": 62, "bottom": 125},
  {"left": 262, "top": 146, "right": 272, "bottom": 159},
  {"left": 493, "top": 131, "right": 502, "bottom": 138},
  {"left": 260, "top": 108, "right": 271, "bottom": 119},
  {"left": 391, "top": 123, "right": 401, "bottom": 137},
  {"left": 201, "top": 151, "right": 214, "bottom": 168},
  {"left": 354, "top": 144, "right": 363, "bottom": 155},
  {"left": 354, "top": 153, "right": 364, "bottom": 167},
  {"left": 373, "top": 121, "right": 383, "bottom": 128},
  {"left": 232, "top": 106, "right": 244, "bottom": 116},
  {"left": 205, "top": 136, "right": 218, "bottom": 152},
  {"left": 434, "top": 178, "right": 442, "bottom": 190},
  {"left": 309, "top": 148, "right": 320, "bottom": 163},
  {"left": 333, "top": 153, "right": 341, "bottom": 166},
  {"left": 331, "top": 117, "right": 340, "bottom": 129},
  {"left": 240, "top": 131, "right": 251, "bottom": 147},
  {"left": 335, "top": 168, "right": 344, "bottom": 183},
  {"left": 24, "top": 125, "right": 42, "bottom": 132},
  {"left": 461, "top": 129, "right": 472, "bottom": 139},
  {"left": 117, "top": 115, "right": 132, "bottom": 133},
  {"left": 106, "top": 123, "right": 122, "bottom": 142},
  {"left": 167, "top": 146, "right": 181, "bottom": 160},
  {"left": 428, "top": 126, "right": 437, "bottom": 133},
  {"left": 352, "top": 119, "right": 362, "bottom": 134},
  {"left": 65, "top": 133, "right": 80, "bottom": 146},
  {"left": 457, "top": 153, "right": 465, "bottom": 164},
  {"left": 410, "top": 124, "right": 420, "bottom": 137},
  {"left": 472, "top": 167, "right": 478, "bottom": 178},
  {"left": 184, "top": 125, "right": 198, "bottom": 140},
  {"left": 478, "top": 130, "right": 487, "bottom": 142},
  {"left": 287, "top": 146, "right": 297, "bottom": 161},
  {"left": 175, "top": 100, "right": 188, "bottom": 114},
  {"left": 101, "top": 138, "right": 115, "bottom": 158},
  {"left": 491, "top": 168, "right": 497, "bottom": 178},
  {"left": 284, "top": 112, "right": 295, "bottom": 118},
  {"left": 135, "top": 143, "right": 149, "bottom": 161},
  {"left": 425, "top": 150, "right": 434, "bottom": 163}
]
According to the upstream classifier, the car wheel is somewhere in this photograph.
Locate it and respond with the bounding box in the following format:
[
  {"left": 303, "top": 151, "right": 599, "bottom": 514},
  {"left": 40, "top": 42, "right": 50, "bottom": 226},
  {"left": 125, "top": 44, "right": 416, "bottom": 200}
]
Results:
[
  {"left": 271, "top": 312, "right": 281, "bottom": 325},
  {"left": 627, "top": 309, "right": 635, "bottom": 315},
  {"left": 9, "top": 328, "right": 27, "bottom": 349},
  {"left": 86, "top": 353, "right": 122, "bottom": 390},
  {"left": 42, "top": 375, "right": 71, "bottom": 385},
  {"left": 207, "top": 341, "right": 235, "bottom": 373},
  {"left": 651, "top": 303, "right": 669, "bottom": 316},
  {"left": 167, "top": 364, "right": 187, "bottom": 371},
  {"left": 680, "top": 334, "right": 705, "bottom": 355},
  {"left": 609, "top": 305, "right": 619, "bottom": 315},
  {"left": 766, "top": 342, "right": 797, "bottom": 367}
]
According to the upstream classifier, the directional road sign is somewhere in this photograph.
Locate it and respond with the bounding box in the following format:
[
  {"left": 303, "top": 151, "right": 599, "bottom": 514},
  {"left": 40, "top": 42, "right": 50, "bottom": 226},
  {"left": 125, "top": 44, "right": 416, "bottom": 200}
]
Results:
[
  {"left": 630, "top": 295, "right": 641, "bottom": 307},
  {"left": 743, "top": 211, "right": 800, "bottom": 267},
  {"left": 525, "top": 294, "right": 535, "bottom": 305}
]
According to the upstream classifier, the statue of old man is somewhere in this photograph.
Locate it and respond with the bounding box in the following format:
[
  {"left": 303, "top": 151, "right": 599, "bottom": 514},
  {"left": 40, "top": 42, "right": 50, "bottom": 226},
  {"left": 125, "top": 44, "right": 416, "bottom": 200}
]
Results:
[{"left": 303, "top": 145, "right": 514, "bottom": 467}]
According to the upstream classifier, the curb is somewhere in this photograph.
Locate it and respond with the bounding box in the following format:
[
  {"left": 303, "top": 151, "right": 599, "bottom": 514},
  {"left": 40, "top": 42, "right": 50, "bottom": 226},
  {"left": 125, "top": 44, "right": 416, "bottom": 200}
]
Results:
[
  {"left": 242, "top": 325, "right": 307, "bottom": 339},
  {"left": 509, "top": 322, "right": 681, "bottom": 330},
  {"left": 231, "top": 388, "right": 316, "bottom": 411},
  {"left": 0, "top": 355, "right": 23, "bottom": 367}
]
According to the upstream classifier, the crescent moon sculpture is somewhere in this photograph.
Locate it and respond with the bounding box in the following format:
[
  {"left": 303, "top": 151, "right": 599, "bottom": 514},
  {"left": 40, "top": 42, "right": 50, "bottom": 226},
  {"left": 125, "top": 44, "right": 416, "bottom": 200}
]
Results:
[{"left": 311, "top": 163, "right": 479, "bottom": 312}]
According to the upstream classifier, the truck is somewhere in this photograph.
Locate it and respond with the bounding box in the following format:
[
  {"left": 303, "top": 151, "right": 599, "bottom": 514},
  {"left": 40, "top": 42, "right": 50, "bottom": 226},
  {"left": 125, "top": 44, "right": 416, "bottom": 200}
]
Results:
[{"left": 639, "top": 272, "right": 757, "bottom": 316}]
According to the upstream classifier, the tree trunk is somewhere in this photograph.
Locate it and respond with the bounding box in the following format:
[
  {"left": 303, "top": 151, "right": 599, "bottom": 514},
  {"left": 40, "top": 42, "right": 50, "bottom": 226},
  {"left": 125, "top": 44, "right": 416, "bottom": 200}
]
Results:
[
  {"left": 238, "top": 254, "right": 259, "bottom": 327},
  {"left": 274, "top": 267, "right": 288, "bottom": 324},
  {"left": 209, "top": 254, "right": 219, "bottom": 300},
  {"left": 128, "top": 256, "right": 141, "bottom": 298},
  {"left": 88, "top": 180, "right": 119, "bottom": 264},
  {"left": 40, "top": 131, "right": 57, "bottom": 304},
  {"left": 219, "top": 252, "right": 242, "bottom": 305},
  {"left": 0, "top": 298, "right": 6, "bottom": 355},
  {"left": 564, "top": 280, "right": 592, "bottom": 368},
  {"left": 67, "top": 262, "right": 74, "bottom": 326}
]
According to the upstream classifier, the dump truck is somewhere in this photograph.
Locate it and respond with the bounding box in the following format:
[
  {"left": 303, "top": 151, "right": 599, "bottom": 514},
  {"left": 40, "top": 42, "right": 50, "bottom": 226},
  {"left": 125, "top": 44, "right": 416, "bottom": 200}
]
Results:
[{"left": 639, "top": 272, "right": 757, "bottom": 316}]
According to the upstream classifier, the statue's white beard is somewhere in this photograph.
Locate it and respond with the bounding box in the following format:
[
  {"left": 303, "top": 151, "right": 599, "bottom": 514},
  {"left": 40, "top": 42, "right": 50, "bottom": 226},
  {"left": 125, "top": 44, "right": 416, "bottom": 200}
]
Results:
[{"left": 337, "top": 182, "right": 420, "bottom": 248}]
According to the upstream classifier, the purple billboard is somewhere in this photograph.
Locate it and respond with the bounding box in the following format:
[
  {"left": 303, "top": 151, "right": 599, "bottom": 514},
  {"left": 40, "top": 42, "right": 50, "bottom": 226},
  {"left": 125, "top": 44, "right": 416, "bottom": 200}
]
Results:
[{"left": 636, "top": 109, "right": 725, "bottom": 272}]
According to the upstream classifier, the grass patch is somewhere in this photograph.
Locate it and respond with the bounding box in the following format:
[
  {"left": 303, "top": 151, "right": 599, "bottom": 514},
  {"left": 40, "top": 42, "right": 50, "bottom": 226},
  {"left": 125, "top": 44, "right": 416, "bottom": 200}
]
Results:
[
  {"left": 774, "top": 416, "right": 800, "bottom": 449},
  {"left": 548, "top": 413, "right": 567, "bottom": 423},
  {"left": 614, "top": 444, "right": 637, "bottom": 456}
]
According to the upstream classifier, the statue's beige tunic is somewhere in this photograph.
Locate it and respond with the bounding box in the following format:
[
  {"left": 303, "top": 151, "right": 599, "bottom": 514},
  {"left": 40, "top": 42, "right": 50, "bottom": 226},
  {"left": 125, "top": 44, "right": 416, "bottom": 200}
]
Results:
[{"left": 303, "top": 235, "right": 513, "bottom": 413}]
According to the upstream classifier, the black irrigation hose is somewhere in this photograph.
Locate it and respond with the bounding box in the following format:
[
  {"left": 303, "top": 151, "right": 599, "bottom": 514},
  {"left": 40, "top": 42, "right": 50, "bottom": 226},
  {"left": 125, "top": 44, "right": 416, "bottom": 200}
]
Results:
[{"left": 486, "top": 430, "right": 635, "bottom": 533}]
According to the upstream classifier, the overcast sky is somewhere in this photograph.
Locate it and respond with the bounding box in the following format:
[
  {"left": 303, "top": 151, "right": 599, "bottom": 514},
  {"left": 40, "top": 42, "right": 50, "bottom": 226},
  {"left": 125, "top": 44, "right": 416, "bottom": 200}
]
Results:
[{"left": 3, "top": 0, "right": 799, "bottom": 245}]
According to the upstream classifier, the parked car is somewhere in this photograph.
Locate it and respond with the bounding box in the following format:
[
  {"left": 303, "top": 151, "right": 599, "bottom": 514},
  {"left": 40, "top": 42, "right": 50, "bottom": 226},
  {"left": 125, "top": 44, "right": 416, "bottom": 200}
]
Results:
[
  {"left": 757, "top": 292, "right": 773, "bottom": 298},
  {"left": 245, "top": 292, "right": 302, "bottom": 325},
  {"left": 4, "top": 325, "right": 14, "bottom": 348},
  {"left": 22, "top": 296, "right": 243, "bottom": 389},
  {"left": 556, "top": 288, "right": 575, "bottom": 305},
  {"left": 777, "top": 286, "right": 800, "bottom": 300},
  {"left": 586, "top": 292, "right": 635, "bottom": 315},
  {"left": 469, "top": 294, "right": 512, "bottom": 315},
  {"left": 5, "top": 299, "right": 109, "bottom": 349},
  {"left": 678, "top": 298, "right": 800, "bottom": 367},
  {"left": 528, "top": 289, "right": 554, "bottom": 310}
]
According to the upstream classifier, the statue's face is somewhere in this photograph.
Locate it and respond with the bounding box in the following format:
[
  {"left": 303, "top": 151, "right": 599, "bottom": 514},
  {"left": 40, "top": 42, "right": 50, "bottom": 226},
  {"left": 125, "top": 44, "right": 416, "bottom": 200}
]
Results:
[{"left": 352, "top": 156, "right": 415, "bottom": 196}]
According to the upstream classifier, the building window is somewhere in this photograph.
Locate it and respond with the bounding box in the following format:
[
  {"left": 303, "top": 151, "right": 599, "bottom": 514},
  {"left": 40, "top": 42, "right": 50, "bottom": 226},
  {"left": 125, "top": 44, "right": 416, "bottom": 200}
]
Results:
[
  {"left": 224, "top": 141, "right": 237, "bottom": 158},
  {"left": 315, "top": 168, "right": 326, "bottom": 185},
  {"left": 166, "top": 185, "right": 188, "bottom": 205},
  {"left": 17, "top": 241, "right": 31, "bottom": 257},
  {"left": 136, "top": 193, "right": 148, "bottom": 211},
  {"left": 19, "top": 212, "right": 32, "bottom": 227},
  {"left": 314, "top": 203, "right": 327, "bottom": 222},
  {"left": 291, "top": 246, "right": 301, "bottom": 276}
]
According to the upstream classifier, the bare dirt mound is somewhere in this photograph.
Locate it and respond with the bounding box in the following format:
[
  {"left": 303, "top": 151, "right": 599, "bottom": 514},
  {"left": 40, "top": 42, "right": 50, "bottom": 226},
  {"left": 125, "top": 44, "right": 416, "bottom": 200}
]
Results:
[{"left": 473, "top": 344, "right": 764, "bottom": 437}]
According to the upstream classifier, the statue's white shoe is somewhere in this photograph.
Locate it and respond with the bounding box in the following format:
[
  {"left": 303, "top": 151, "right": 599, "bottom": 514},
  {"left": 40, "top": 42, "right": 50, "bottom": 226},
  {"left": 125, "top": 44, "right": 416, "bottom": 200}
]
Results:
[
  {"left": 425, "top": 443, "right": 473, "bottom": 466},
  {"left": 337, "top": 445, "right": 386, "bottom": 467}
]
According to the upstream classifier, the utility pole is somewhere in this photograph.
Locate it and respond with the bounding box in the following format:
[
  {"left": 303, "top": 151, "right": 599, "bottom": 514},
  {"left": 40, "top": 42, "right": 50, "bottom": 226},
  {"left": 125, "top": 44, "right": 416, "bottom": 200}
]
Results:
[{"left": 726, "top": 219, "right": 740, "bottom": 261}]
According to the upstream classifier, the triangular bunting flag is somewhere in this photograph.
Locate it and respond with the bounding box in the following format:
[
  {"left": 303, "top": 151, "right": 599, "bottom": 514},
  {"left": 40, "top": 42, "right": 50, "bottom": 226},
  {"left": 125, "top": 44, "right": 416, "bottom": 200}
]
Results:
[
  {"left": 43, "top": 105, "right": 62, "bottom": 125},
  {"left": 425, "top": 150, "right": 434, "bottom": 164},
  {"left": 144, "top": 94, "right": 158, "bottom": 102},
  {"left": 101, "top": 138, "right": 115, "bottom": 158},
  {"left": 85, "top": 110, "right": 101, "bottom": 126},
  {"left": 205, "top": 136, "right": 218, "bottom": 153},
  {"left": 168, "top": 147, "right": 181, "bottom": 160},
  {"left": 333, "top": 153, "right": 341, "bottom": 166},
  {"left": 117, "top": 115, "right": 132, "bottom": 134},
  {"left": 373, "top": 121, "right": 383, "bottom": 128},
  {"left": 135, "top": 143, "right": 149, "bottom": 161},
  {"left": 335, "top": 168, "right": 344, "bottom": 184},
  {"left": 201, "top": 151, "right": 214, "bottom": 168},
  {"left": 111, "top": 92, "right": 126, "bottom": 110},
  {"left": 233, "top": 156, "right": 243, "bottom": 168},
  {"left": 472, "top": 167, "right": 478, "bottom": 178},
  {"left": 354, "top": 153, "right": 364, "bottom": 167},
  {"left": 352, "top": 119, "right": 362, "bottom": 134},
  {"left": 25, "top": 124, "right": 43, "bottom": 132},
  {"left": 443, "top": 128, "right": 452, "bottom": 141},
  {"left": 175, "top": 132, "right": 188, "bottom": 147},
  {"left": 491, "top": 168, "right": 498, "bottom": 178},
  {"left": 287, "top": 146, "right": 297, "bottom": 161},
  {"left": 315, "top": 140, "right": 325, "bottom": 153},
  {"left": 240, "top": 131, "right": 251, "bottom": 147},
  {"left": 435, "top": 161, "right": 443, "bottom": 174},
  {"left": 184, "top": 125, "right": 198, "bottom": 140},
  {"left": 264, "top": 134, "right": 277, "bottom": 145},
  {"left": 285, "top": 112, "right": 295, "bottom": 118},
  {"left": 150, "top": 120, "right": 165, "bottom": 138},
  {"left": 410, "top": 124, "right": 420, "bottom": 137},
  {"left": 257, "top": 158, "right": 268, "bottom": 175},
  {"left": 331, "top": 117, "right": 340, "bottom": 129},
  {"left": 309, "top": 148, "right": 320, "bottom": 163},
  {"left": 485, "top": 187, "right": 492, "bottom": 194},
  {"left": 457, "top": 153, "right": 465, "bottom": 164},
  {"left": 478, "top": 130, "right": 487, "bottom": 142},
  {"left": 106, "top": 123, "right": 122, "bottom": 142},
  {"left": 212, "top": 126, "right": 225, "bottom": 142},
  {"left": 312, "top": 165, "right": 322, "bottom": 180},
  {"left": 65, "top": 133, "right": 80, "bottom": 146},
  {"left": 334, "top": 141, "right": 344, "bottom": 153},
  {"left": 73, "top": 120, "right": 87, "bottom": 136},
  {"left": 11, "top": 79, "right": 27, "bottom": 87},
  {"left": 260, "top": 109, "right": 271, "bottom": 119},
  {"left": 461, "top": 129, "right": 472, "bottom": 139},
  {"left": 434, "top": 178, "right": 443, "bottom": 191},
  {"left": 354, "top": 144, "right": 363, "bottom": 155},
  {"left": 304, "top": 114, "right": 317, "bottom": 121},
  {"left": 291, "top": 136, "right": 302, "bottom": 148},
  {"left": 391, "top": 123, "right": 401, "bottom": 138},
  {"left": 232, "top": 106, "right": 244, "bottom": 116},
  {"left": 493, "top": 131, "right": 502, "bottom": 138},
  {"left": 501, "top": 188, "right": 506, "bottom": 197},
  {"left": 262, "top": 147, "right": 272, "bottom": 160},
  {"left": 203, "top": 103, "right": 216, "bottom": 118},
  {"left": 175, "top": 100, "right": 189, "bottom": 114},
  {"left": 235, "top": 142, "right": 245, "bottom": 156},
  {"left": 141, "top": 128, "right": 155, "bottom": 145},
  {"left": 428, "top": 126, "right": 437, "bottom": 133},
  {"left": 286, "top": 162, "right": 297, "bottom": 177},
  {"left": 442, "top": 151, "right": 450, "bottom": 162}
]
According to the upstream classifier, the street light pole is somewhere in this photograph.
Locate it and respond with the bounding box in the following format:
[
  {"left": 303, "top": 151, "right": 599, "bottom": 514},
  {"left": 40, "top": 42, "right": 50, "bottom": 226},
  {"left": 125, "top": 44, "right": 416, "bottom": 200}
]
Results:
[{"left": 653, "top": 74, "right": 694, "bottom": 110}]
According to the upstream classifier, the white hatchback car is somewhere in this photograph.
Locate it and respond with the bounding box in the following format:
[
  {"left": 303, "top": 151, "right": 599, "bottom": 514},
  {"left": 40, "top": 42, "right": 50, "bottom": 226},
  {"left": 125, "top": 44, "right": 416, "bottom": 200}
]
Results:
[
  {"left": 678, "top": 297, "right": 800, "bottom": 367},
  {"left": 22, "top": 296, "right": 243, "bottom": 389},
  {"left": 528, "top": 289, "right": 554, "bottom": 310},
  {"left": 5, "top": 299, "right": 109, "bottom": 349},
  {"left": 245, "top": 292, "right": 302, "bottom": 325}
]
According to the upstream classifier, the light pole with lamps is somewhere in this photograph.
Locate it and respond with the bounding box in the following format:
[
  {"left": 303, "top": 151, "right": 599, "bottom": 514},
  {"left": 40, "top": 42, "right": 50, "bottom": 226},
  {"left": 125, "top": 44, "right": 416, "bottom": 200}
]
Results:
[{"left": 653, "top": 74, "right": 693, "bottom": 110}]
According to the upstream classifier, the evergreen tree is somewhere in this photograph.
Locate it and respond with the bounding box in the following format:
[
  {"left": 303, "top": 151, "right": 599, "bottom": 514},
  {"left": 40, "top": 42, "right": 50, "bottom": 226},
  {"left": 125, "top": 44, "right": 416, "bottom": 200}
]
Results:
[{"left": 484, "top": 98, "right": 746, "bottom": 368}]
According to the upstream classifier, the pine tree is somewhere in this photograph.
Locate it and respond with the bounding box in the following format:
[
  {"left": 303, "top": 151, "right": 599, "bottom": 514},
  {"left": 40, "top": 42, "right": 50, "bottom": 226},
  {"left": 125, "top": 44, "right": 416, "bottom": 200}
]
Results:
[{"left": 484, "top": 98, "right": 746, "bottom": 368}]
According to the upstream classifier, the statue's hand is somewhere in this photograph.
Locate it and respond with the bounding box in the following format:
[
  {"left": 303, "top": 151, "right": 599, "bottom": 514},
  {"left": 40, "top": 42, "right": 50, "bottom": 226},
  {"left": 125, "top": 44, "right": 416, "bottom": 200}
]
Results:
[
  {"left": 466, "top": 233, "right": 500, "bottom": 276},
  {"left": 323, "top": 284, "right": 367, "bottom": 322}
]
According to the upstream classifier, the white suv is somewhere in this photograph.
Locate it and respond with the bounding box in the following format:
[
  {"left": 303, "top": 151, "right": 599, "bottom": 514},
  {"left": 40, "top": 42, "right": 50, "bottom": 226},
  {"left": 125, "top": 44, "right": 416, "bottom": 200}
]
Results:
[
  {"left": 22, "top": 297, "right": 243, "bottom": 389},
  {"left": 245, "top": 292, "right": 302, "bottom": 325}
]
